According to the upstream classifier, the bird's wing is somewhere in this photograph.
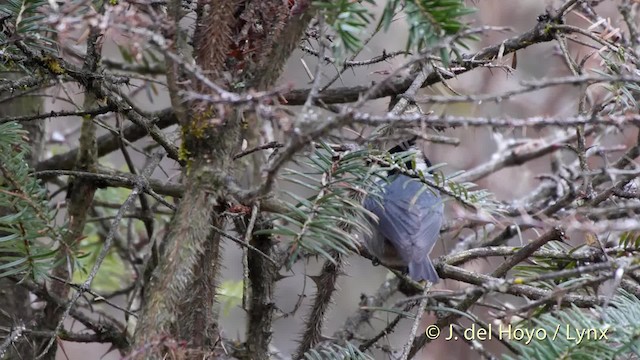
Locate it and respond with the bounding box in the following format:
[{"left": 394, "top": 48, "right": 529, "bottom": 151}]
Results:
[{"left": 371, "top": 176, "right": 444, "bottom": 262}]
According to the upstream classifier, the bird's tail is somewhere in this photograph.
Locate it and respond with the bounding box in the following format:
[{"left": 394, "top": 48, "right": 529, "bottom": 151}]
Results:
[{"left": 408, "top": 259, "right": 439, "bottom": 283}]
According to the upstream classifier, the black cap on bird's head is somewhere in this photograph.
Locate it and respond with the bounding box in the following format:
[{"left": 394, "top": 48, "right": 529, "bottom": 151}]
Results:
[
  {"left": 388, "top": 136, "right": 417, "bottom": 154},
  {"left": 387, "top": 136, "right": 432, "bottom": 175}
]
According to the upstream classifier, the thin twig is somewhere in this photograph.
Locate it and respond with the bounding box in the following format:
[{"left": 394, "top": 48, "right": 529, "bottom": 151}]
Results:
[
  {"left": 242, "top": 202, "right": 261, "bottom": 310},
  {"left": 400, "top": 286, "right": 430, "bottom": 360},
  {"left": 36, "top": 152, "right": 164, "bottom": 358}
]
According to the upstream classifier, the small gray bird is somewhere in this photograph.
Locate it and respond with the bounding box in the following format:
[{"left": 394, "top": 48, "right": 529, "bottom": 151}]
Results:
[{"left": 362, "top": 140, "right": 444, "bottom": 283}]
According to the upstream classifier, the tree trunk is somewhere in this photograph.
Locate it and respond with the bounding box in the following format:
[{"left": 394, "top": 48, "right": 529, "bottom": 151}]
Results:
[
  {"left": 0, "top": 72, "right": 46, "bottom": 359},
  {"left": 131, "top": 1, "right": 313, "bottom": 358}
]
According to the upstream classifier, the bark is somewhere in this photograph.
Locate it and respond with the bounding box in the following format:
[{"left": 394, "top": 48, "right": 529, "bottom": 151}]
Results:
[
  {"left": 131, "top": 1, "right": 313, "bottom": 358},
  {"left": 243, "top": 217, "right": 278, "bottom": 360},
  {"left": 37, "top": 19, "right": 104, "bottom": 359},
  {"left": 294, "top": 253, "right": 344, "bottom": 359},
  {"left": 0, "top": 73, "right": 46, "bottom": 359}
]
